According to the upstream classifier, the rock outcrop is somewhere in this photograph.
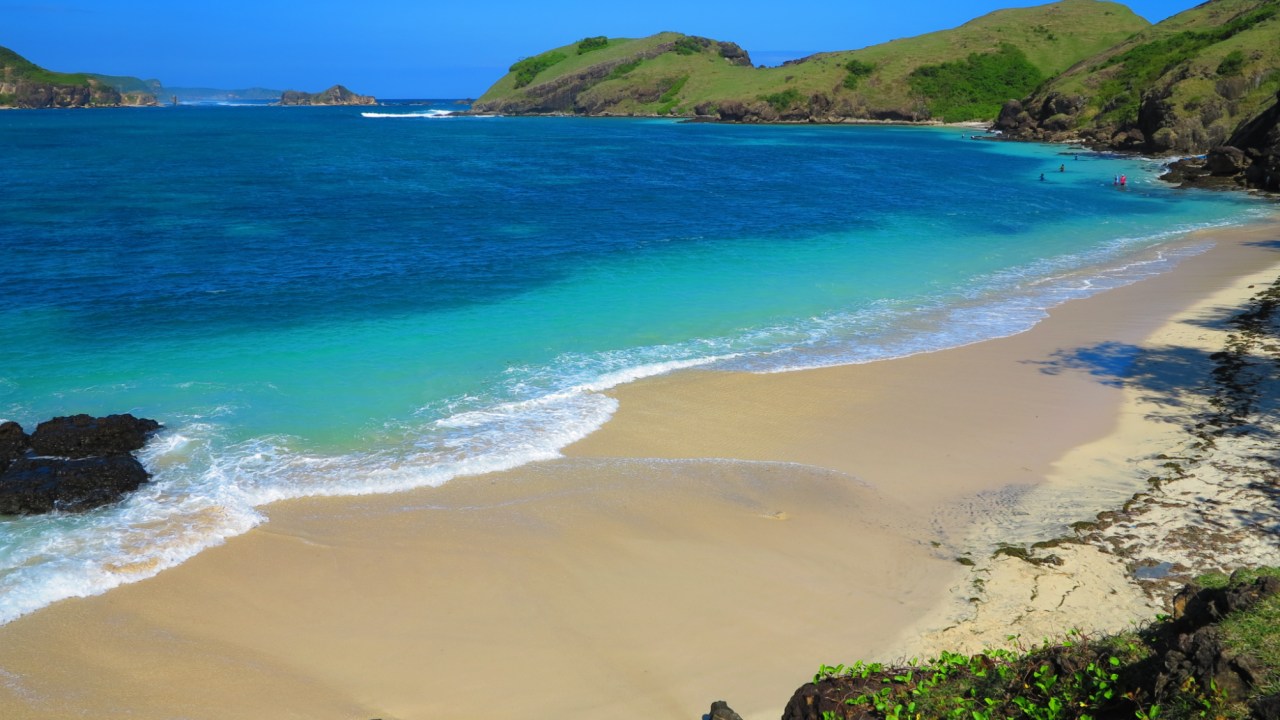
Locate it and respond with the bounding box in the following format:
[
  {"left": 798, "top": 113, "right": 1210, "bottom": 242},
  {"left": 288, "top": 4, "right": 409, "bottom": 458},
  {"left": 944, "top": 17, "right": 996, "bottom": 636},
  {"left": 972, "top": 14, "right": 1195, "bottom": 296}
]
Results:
[
  {"left": 279, "top": 85, "right": 376, "bottom": 106},
  {"left": 1161, "top": 90, "right": 1280, "bottom": 193},
  {"left": 0, "top": 414, "right": 161, "bottom": 515}
]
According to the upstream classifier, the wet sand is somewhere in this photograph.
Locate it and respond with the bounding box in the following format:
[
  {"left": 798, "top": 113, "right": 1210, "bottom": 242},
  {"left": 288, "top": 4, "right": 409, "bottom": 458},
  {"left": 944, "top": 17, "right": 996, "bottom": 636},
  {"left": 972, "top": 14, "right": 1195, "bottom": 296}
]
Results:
[{"left": 0, "top": 220, "right": 1277, "bottom": 720}]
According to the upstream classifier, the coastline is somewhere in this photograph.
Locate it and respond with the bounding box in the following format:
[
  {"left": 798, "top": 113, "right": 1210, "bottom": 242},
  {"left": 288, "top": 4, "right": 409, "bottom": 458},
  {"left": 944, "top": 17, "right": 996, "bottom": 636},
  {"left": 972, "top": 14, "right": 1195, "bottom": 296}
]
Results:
[{"left": 0, "top": 218, "right": 1278, "bottom": 719}]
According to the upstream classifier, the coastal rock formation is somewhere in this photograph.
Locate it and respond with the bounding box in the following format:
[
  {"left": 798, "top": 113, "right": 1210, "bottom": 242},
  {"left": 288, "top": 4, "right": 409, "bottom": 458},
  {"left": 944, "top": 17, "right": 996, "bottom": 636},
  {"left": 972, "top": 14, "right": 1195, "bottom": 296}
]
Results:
[
  {"left": 1161, "top": 90, "right": 1280, "bottom": 193},
  {"left": 1, "top": 46, "right": 159, "bottom": 108},
  {"left": 996, "top": 0, "right": 1280, "bottom": 158},
  {"left": 30, "top": 413, "right": 161, "bottom": 458},
  {"left": 0, "top": 455, "right": 151, "bottom": 514},
  {"left": 279, "top": 85, "right": 376, "bottom": 106},
  {"left": 0, "top": 421, "right": 29, "bottom": 474},
  {"left": 0, "top": 414, "right": 161, "bottom": 515}
]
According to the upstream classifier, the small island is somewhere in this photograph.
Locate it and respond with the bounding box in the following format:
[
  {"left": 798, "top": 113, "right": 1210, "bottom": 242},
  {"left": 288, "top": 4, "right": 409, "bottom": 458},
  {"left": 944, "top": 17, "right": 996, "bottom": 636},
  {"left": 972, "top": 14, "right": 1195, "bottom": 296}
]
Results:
[{"left": 279, "top": 84, "right": 376, "bottom": 106}]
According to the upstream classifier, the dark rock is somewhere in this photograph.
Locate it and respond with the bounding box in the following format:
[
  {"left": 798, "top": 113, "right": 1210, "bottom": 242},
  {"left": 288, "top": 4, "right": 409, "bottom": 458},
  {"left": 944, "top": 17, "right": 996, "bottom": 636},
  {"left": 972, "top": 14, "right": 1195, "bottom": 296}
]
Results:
[
  {"left": 280, "top": 85, "right": 376, "bottom": 106},
  {"left": 717, "top": 99, "right": 752, "bottom": 122},
  {"left": 1207, "top": 146, "right": 1250, "bottom": 175},
  {"left": 705, "top": 700, "right": 745, "bottom": 720},
  {"left": 782, "top": 678, "right": 881, "bottom": 720},
  {"left": 716, "top": 42, "right": 752, "bottom": 67},
  {"left": 0, "top": 421, "right": 29, "bottom": 474},
  {"left": 1253, "top": 694, "right": 1280, "bottom": 720},
  {"left": 0, "top": 455, "right": 151, "bottom": 514},
  {"left": 994, "top": 99, "right": 1025, "bottom": 132},
  {"left": 30, "top": 414, "right": 161, "bottom": 458},
  {"left": 1040, "top": 92, "right": 1083, "bottom": 118}
]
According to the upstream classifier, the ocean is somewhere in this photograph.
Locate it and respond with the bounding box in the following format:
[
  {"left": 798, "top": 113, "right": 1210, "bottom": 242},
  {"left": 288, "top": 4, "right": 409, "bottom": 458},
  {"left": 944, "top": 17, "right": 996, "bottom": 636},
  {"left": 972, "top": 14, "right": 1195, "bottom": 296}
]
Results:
[{"left": 0, "top": 100, "right": 1267, "bottom": 624}]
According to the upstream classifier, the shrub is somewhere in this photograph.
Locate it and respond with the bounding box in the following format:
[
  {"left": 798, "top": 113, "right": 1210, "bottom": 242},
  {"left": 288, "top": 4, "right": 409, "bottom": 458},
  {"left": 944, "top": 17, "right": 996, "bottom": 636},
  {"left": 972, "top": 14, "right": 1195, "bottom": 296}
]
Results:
[
  {"left": 1094, "top": 5, "right": 1277, "bottom": 122},
  {"left": 843, "top": 59, "right": 875, "bottom": 91},
  {"left": 509, "top": 51, "right": 568, "bottom": 89},
  {"left": 908, "top": 43, "right": 1043, "bottom": 121},
  {"left": 608, "top": 58, "right": 642, "bottom": 81},
  {"left": 759, "top": 87, "right": 803, "bottom": 112},
  {"left": 577, "top": 36, "right": 609, "bottom": 55},
  {"left": 672, "top": 36, "right": 704, "bottom": 56},
  {"left": 1217, "top": 49, "right": 1246, "bottom": 76}
]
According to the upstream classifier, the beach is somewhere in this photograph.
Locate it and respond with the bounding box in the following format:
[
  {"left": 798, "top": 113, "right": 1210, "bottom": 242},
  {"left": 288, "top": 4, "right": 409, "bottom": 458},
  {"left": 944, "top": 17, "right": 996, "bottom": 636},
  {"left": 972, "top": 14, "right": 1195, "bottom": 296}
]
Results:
[{"left": 1, "top": 218, "right": 1279, "bottom": 720}]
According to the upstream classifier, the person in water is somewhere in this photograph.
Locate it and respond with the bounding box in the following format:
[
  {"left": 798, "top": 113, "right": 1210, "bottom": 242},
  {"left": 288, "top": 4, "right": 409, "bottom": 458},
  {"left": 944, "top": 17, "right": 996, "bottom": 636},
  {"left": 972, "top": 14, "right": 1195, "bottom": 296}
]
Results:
[
  {"left": 1040, "top": 173, "right": 1046, "bottom": 181},
  {"left": 1059, "top": 164, "right": 1065, "bottom": 172}
]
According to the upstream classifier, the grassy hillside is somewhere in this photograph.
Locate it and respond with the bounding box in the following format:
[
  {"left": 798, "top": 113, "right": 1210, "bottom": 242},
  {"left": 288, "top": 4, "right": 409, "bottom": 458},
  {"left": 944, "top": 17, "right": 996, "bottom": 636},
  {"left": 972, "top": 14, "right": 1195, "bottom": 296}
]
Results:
[
  {"left": 473, "top": 0, "right": 1148, "bottom": 122},
  {"left": 0, "top": 46, "right": 158, "bottom": 107},
  {"left": 1005, "top": 0, "right": 1280, "bottom": 152}
]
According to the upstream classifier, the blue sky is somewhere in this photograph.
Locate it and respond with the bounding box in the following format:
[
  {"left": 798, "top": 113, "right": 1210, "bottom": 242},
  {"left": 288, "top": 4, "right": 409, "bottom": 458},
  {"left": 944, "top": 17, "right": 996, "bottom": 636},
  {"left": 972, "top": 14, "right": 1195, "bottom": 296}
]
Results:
[{"left": 3, "top": 1, "right": 1203, "bottom": 98}]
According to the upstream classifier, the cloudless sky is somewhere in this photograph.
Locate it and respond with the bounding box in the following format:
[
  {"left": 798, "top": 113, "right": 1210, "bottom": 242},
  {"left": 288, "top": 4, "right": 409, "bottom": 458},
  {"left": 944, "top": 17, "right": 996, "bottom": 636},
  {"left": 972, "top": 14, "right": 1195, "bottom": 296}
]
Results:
[{"left": 3, "top": 1, "right": 1204, "bottom": 98}]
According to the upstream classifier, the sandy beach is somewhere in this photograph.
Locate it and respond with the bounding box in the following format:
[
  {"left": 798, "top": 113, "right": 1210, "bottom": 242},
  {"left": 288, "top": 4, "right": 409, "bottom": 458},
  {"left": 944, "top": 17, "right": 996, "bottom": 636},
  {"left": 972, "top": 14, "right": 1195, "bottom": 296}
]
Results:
[{"left": 1, "top": 218, "right": 1279, "bottom": 720}]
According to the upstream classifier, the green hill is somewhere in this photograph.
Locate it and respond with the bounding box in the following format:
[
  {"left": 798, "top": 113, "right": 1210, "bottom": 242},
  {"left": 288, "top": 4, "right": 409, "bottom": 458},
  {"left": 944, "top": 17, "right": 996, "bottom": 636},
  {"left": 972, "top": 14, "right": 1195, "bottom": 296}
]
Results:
[
  {"left": 0, "top": 46, "right": 158, "bottom": 108},
  {"left": 997, "top": 0, "right": 1280, "bottom": 153},
  {"left": 473, "top": 0, "right": 1148, "bottom": 122}
]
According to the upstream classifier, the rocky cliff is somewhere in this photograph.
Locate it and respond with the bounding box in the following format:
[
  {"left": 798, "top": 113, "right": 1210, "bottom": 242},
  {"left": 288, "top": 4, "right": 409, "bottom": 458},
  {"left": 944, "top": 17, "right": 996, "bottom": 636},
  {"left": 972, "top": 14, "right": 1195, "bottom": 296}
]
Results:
[
  {"left": 279, "top": 84, "right": 376, "bottom": 106},
  {"left": 0, "top": 46, "right": 158, "bottom": 108},
  {"left": 993, "top": 0, "right": 1280, "bottom": 157}
]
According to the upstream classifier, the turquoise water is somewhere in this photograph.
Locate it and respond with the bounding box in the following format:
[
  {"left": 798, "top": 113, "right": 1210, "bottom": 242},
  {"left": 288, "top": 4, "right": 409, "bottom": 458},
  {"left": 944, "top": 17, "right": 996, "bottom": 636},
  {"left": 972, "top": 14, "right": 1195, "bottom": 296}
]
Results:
[{"left": 0, "top": 101, "right": 1267, "bottom": 622}]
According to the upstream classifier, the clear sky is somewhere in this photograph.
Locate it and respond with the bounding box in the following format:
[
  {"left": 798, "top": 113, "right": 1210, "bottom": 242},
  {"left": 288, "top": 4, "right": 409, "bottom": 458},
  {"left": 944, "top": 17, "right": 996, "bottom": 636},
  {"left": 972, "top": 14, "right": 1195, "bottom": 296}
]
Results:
[{"left": 3, "top": 0, "right": 1205, "bottom": 98}]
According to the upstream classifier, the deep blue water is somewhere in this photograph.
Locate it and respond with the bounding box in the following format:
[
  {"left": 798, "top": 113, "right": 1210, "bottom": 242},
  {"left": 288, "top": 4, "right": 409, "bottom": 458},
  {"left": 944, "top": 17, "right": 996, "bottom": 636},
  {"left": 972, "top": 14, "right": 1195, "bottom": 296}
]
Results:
[{"left": 0, "top": 101, "right": 1267, "bottom": 622}]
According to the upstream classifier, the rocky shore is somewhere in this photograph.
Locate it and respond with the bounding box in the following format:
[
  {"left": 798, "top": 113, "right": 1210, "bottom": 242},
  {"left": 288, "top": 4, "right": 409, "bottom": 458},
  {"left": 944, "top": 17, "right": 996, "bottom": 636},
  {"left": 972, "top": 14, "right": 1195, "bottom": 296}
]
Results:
[{"left": 0, "top": 414, "right": 161, "bottom": 514}]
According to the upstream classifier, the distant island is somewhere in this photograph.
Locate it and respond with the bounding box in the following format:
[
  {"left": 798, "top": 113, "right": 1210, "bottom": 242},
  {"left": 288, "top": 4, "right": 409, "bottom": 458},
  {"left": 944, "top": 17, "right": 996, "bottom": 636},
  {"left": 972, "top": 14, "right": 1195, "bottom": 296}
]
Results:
[
  {"left": 279, "top": 85, "right": 376, "bottom": 106},
  {"left": 165, "top": 86, "right": 284, "bottom": 103}
]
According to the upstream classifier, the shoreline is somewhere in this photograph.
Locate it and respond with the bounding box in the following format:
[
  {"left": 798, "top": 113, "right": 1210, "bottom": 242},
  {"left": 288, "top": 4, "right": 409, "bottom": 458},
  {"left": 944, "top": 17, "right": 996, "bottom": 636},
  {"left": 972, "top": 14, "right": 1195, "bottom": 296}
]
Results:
[{"left": 0, "top": 219, "right": 1278, "bottom": 719}]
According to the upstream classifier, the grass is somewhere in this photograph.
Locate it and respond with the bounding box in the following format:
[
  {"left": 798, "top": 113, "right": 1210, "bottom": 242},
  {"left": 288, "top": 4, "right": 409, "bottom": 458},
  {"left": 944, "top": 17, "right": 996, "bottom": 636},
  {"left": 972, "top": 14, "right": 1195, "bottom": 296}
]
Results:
[
  {"left": 509, "top": 51, "right": 568, "bottom": 89},
  {"left": 810, "top": 569, "right": 1280, "bottom": 720},
  {"left": 475, "top": 1, "right": 1147, "bottom": 119}
]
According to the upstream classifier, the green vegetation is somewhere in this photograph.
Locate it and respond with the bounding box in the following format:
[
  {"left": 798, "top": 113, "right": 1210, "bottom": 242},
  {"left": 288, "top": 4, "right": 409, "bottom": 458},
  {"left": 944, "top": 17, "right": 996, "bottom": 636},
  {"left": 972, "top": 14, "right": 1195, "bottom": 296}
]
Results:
[
  {"left": 1091, "top": 4, "right": 1277, "bottom": 123},
  {"left": 509, "top": 51, "right": 568, "bottom": 89},
  {"left": 1217, "top": 49, "right": 1247, "bottom": 76},
  {"left": 577, "top": 36, "right": 609, "bottom": 55},
  {"left": 908, "top": 44, "right": 1043, "bottom": 121},
  {"left": 759, "top": 87, "right": 803, "bottom": 112},
  {"left": 657, "top": 75, "right": 689, "bottom": 114},
  {"left": 672, "top": 36, "right": 704, "bottom": 56},
  {"left": 608, "top": 58, "right": 643, "bottom": 80},
  {"left": 474, "top": 3, "right": 1147, "bottom": 119},
  {"left": 843, "top": 59, "right": 875, "bottom": 90},
  {"left": 0, "top": 47, "right": 91, "bottom": 87},
  {"left": 811, "top": 569, "right": 1280, "bottom": 720}
]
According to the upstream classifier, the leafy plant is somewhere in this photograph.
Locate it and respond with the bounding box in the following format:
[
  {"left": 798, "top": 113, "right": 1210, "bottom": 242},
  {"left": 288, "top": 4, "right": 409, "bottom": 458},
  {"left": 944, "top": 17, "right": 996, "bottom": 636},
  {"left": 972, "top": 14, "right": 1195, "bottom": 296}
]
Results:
[
  {"left": 608, "top": 58, "right": 643, "bottom": 80},
  {"left": 576, "top": 36, "right": 609, "bottom": 55},
  {"left": 509, "top": 51, "right": 567, "bottom": 89},
  {"left": 908, "top": 43, "right": 1043, "bottom": 120},
  {"left": 655, "top": 75, "right": 689, "bottom": 114},
  {"left": 759, "top": 87, "right": 803, "bottom": 113},
  {"left": 1217, "top": 49, "right": 1246, "bottom": 76},
  {"left": 843, "top": 59, "right": 875, "bottom": 91},
  {"left": 672, "top": 36, "right": 704, "bottom": 55}
]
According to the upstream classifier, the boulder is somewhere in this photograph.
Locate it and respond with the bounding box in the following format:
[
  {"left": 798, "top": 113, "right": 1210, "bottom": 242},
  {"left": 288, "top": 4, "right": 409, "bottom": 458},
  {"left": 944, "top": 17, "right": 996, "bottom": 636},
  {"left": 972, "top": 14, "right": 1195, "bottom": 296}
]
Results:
[
  {"left": 0, "top": 421, "right": 30, "bottom": 474},
  {"left": 30, "top": 413, "right": 161, "bottom": 458},
  {"left": 1207, "top": 146, "right": 1250, "bottom": 175},
  {"left": 1253, "top": 694, "right": 1280, "bottom": 720},
  {"left": 705, "top": 700, "right": 745, "bottom": 720},
  {"left": 0, "top": 455, "right": 150, "bottom": 514},
  {"left": 994, "top": 99, "right": 1025, "bottom": 132}
]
